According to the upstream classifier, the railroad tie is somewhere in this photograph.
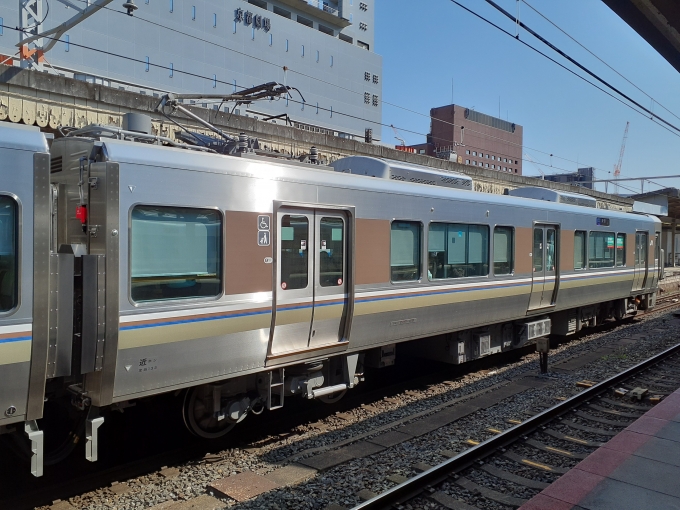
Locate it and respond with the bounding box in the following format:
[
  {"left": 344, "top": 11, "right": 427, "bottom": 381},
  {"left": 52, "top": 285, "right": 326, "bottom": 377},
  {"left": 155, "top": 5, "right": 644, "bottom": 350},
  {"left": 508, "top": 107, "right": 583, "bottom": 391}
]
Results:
[
  {"left": 543, "top": 428, "right": 603, "bottom": 448},
  {"left": 455, "top": 476, "right": 528, "bottom": 507},
  {"left": 599, "top": 397, "right": 651, "bottom": 411},
  {"left": 480, "top": 463, "right": 550, "bottom": 490},
  {"left": 503, "top": 451, "right": 569, "bottom": 474},
  {"left": 524, "top": 438, "right": 588, "bottom": 460},
  {"left": 429, "top": 491, "right": 482, "bottom": 510},
  {"left": 563, "top": 421, "right": 620, "bottom": 436},
  {"left": 587, "top": 403, "right": 643, "bottom": 418},
  {"left": 574, "top": 410, "right": 634, "bottom": 427}
]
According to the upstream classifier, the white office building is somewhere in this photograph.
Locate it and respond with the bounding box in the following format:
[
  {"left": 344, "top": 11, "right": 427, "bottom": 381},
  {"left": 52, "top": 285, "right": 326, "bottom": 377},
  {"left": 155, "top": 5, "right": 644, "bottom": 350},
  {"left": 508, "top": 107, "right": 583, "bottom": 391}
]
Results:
[{"left": 0, "top": 0, "right": 382, "bottom": 138}]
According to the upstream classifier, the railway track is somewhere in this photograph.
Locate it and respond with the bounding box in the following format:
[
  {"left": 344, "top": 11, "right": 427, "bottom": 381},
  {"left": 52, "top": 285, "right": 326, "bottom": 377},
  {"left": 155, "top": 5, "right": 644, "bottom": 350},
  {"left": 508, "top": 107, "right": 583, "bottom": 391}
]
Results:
[
  {"left": 354, "top": 333, "right": 680, "bottom": 509},
  {"left": 4, "top": 298, "right": 679, "bottom": 510}
]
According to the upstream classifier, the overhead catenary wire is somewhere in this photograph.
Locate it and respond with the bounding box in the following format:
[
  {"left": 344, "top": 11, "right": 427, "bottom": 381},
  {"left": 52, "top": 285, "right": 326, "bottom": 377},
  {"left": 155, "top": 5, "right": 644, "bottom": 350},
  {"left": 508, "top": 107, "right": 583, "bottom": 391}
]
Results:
[
  {"left": 1, "top": 20, "right": 674, "bottom": 193},
  {"left": 478, "top": 0, "right": 680, "bottom": 135},
  {"left": 30, "top": 0, "right": 680, "bottom": 193},
  {"left": 522, "top": 0, "right": 680, "bottom": 125},
  {"left": 0, "top": 20, "right": 666, "bottom": 192},
  {"left": 444, "top": 0, "right": 680, "bottom": 144},
  {"left": 39, "top": 0, "right": 658, "bottom": 176}
]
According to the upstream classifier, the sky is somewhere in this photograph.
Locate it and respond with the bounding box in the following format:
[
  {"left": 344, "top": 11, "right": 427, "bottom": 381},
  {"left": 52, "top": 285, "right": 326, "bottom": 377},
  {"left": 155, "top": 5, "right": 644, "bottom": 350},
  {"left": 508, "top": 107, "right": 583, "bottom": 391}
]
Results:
[{"left": 374, "top": 0, "right": 680, "bottom": 195}]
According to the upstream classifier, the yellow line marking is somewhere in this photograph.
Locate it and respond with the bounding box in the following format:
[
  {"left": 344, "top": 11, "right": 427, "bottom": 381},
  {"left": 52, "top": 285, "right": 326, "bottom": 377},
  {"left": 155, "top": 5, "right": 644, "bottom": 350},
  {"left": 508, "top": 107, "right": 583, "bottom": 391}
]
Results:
[
  {"left": 522, "top": 459, "right": 553, "bottom": 471},
  {"left": 465, "top": 439, "right": 480, "bottom": 445},
  {"left": 564, "top": 436, "right": 589, "bottom": 445},
  {"left": 545, "top": 446, "right": 573, "bottom": 456},
  {"left": 487, "top": 428, "right": 503, "bottom": 434}
]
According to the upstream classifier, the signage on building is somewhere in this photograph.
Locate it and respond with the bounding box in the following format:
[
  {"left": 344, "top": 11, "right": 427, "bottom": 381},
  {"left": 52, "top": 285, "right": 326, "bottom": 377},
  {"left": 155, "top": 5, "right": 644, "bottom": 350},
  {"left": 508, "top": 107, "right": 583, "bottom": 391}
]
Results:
[{"left": 235, "top": 8, "right": 271, "bottom": 32}]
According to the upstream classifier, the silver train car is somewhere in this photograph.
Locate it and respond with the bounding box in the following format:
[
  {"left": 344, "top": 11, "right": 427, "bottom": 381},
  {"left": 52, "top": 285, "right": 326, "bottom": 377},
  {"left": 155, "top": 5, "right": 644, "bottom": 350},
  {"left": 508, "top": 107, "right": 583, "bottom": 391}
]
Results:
[{"left": 0, "top": 119, "right": 662, "bottom": 476}]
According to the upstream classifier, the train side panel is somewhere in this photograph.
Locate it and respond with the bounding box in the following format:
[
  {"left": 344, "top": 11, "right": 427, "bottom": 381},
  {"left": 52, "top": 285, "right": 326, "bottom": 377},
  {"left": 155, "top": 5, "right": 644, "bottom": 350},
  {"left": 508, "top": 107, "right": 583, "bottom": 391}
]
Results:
[{"left": 0, "top": 123, "right": 50, "bottom": 426}]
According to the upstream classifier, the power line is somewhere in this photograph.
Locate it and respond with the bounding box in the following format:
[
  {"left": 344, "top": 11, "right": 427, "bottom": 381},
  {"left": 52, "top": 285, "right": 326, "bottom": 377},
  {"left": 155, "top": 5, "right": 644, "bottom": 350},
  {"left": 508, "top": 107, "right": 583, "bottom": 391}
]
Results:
[
  {"left": 446, "top": 0, "right": 680, "bottom": 142},
  {"left": 2, "top": 22, "right": 673, "bottom": 190},
  {"left": 39, "top": 0, "right": 626, "bottom": 175},
  {"left": 49, "top": 0, "right": 680, "bottom": 189},
  {"left": 480, "top": 0, "right": 680, "bottom": 135},
  {"left": 0, "top": 21, "right": 649, "bottom": 186},
  {"left": 522, "top": 0, "right": 680, "bottom": 124}
]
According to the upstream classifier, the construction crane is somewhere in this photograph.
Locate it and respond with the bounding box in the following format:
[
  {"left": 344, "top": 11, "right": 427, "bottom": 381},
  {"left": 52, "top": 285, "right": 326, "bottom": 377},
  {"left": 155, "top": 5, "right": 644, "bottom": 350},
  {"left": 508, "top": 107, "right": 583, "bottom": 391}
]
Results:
[
  {"left": 390, "top": 124, "right": 406, "bottom": 147},
  {"left": 613, "top": 122, "right": 630, "bottom": 195}
]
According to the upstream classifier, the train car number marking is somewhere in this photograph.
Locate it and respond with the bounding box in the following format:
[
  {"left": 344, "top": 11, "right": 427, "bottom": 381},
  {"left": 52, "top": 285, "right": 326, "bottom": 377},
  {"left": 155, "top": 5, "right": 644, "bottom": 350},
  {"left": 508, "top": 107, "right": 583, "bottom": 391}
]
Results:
[{"left": 391, "top": 318, "right": 417, "bottom": 326}]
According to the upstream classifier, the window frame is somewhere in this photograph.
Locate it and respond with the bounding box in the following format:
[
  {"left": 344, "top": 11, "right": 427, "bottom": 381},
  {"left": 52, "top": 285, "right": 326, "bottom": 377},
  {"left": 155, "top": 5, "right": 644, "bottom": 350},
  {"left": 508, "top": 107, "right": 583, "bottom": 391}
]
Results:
[
  {"left": 318, "top": 216, "right": 346, "bottom": 288},
  {"left": 587, "top": 230, "right": 617, "bottom": 269},
  {"left": 492, "top": 225, "right": 514, "bottom": 276},
  {"left": 390, "top": 220, "right": 423, "bottom": 283},
  {"left": 128, "top": 204, "right": 225, "bottom": 306},
  {"left": 427, "top": 221, "right": 490, "bottom": 281},
  {"left": 615, "top": 232, "right": 626, "bottom": 267},
  {"left": 574, "top": 230, "right": 587, "bottom": 270},
  {"left": 0, "top": 193, "right": 20, "bottom": 316}
]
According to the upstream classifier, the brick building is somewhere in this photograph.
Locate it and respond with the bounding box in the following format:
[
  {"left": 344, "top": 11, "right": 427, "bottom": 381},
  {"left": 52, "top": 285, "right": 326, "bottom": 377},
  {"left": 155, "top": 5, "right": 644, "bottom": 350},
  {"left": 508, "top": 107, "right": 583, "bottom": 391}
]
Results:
[{"left": 410, "top": 104, "right": 523, "bottom": 175}]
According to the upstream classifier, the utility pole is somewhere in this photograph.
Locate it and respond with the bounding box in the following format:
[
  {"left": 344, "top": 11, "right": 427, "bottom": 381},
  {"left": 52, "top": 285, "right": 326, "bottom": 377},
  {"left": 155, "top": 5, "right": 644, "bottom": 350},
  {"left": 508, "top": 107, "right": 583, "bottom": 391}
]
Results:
[{"left": 18, "top": 0, "right": 119, "bottom": 70}]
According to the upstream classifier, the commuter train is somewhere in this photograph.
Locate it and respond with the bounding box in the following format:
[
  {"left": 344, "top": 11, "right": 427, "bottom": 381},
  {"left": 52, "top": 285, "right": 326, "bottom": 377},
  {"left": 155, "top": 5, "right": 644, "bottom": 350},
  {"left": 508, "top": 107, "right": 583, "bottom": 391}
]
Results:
[{"left": 0, "top": 117, "right": 661, "bottom": 476}]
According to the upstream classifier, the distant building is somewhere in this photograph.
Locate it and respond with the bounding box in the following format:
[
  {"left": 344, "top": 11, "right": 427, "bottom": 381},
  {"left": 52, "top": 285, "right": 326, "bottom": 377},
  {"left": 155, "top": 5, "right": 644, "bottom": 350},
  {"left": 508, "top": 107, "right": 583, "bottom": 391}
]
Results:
[
  {"left": 409, "top": 104, "right": 523, "bottom": 175},
  {"left": 0, "top": 0, "right": 381, "bottom": 140},
  {"left": 543, "top": 167, "right": 594, "bottom": 190}
]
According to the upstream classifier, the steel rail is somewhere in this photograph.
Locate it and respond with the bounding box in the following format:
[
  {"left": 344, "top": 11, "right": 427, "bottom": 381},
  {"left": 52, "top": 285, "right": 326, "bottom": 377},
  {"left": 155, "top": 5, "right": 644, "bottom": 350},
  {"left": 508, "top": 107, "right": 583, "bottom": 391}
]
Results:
[{"left": 352, "top": 340, "right": 680, "bottom": 509}]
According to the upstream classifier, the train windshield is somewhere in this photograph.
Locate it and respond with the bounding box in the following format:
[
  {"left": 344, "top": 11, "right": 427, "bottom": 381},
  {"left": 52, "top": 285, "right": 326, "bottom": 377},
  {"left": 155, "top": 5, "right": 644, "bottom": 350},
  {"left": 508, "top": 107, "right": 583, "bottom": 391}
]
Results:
[
  {"left": 130, "top": 206, "right": 222, "bottom": 302},
  {"left": 0, "top": 196, "right": 18, "bottom": 312}
]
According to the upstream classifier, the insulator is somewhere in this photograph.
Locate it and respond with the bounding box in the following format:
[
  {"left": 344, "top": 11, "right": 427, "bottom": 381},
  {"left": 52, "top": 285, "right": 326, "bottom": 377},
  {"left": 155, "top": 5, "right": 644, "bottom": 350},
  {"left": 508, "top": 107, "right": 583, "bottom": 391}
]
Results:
[{"left": 238, "top": 133, "right": 248, "bottom": 152}]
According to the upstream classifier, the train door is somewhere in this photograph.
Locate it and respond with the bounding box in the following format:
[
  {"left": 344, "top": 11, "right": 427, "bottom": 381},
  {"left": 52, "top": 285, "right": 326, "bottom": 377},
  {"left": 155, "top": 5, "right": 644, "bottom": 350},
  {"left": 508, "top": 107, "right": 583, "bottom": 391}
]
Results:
[
  {"left": 529, "top": 225, "right": 559, "bottom": 310},
  {"left": 633, "top": 232, "right": 648, "bottom": 292},
  {"left": 650, "top": 233, "right": 660, "bottom": 289},
  {"left": 270, "top": 208, "right": 350, "bottom": 357},
  {"left": 310, "top": 213, "right": 348, "bottom": 348}
]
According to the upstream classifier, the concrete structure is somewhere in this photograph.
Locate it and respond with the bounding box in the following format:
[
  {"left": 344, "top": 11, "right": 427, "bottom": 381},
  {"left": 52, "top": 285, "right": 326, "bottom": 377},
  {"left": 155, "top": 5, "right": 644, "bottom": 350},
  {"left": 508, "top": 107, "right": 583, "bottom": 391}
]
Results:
[
  {"left": 602, "top": 0, "right": 680, "bottom": 74},
  {"left": 0, "top": 64, "right": 635, "bottom": 212},
  {"left": 632, "top": 188, "right": 680, "bottom": 267},
  {"left": 0, "top": 0, "right": 381, "bottom": 139},
  {"left": 409, "top": 104, "right": 523, "bottom": 175},
  {"left": 543, "top": 167, "right": 595, "bottom": 190}
]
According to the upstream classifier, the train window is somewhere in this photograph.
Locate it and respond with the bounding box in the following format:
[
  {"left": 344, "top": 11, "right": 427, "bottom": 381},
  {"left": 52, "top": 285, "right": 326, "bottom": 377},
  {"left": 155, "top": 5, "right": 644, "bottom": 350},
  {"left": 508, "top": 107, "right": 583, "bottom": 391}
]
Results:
[
  {"left": 428, "top": 223, "right": 489, "bottom": 279},
  {"left": 391, "top": 221, "right": 421, "bottom": 282},
  {"left": 493, "top": 226, "right": 514, "bottom": 275},
  {"left": 130, "top": 206, "right": 222, "bottom": 302},
  {"left": 533, "top": 229, "right": 543, "bottom": 273},
  {"left": 280, "top": 215, "right": 309, "bottom": 290},
  {"left": 616, "top": 233, "right": 626, "bottom": 266},
  {"left": 546, "top": 228, "right": 556, "bottom": 271},
  {"left": 0, "top": 196, "right": 18, "bottom": 312},
  {"left": 574, "top": 231, "right": 587, "bottom": 269},
  {"left": 319, "top": 217, "right": 344, "bottom": 287},
  {"left": 588, "top": 231, "right": 616, "bottom": 268}
]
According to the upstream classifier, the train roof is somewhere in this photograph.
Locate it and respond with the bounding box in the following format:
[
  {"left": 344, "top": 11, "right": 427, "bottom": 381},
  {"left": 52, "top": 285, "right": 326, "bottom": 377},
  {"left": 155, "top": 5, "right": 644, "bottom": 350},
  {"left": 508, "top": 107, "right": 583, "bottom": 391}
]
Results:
[
  {"left": 329, "top": 156, "right": 473, "bottom": 191},
  {"left": 0, "top": 123, "right": 50, "bottom": 153},
  {"left": 91, "top": 137, "right": 657, "bottom": 225}
]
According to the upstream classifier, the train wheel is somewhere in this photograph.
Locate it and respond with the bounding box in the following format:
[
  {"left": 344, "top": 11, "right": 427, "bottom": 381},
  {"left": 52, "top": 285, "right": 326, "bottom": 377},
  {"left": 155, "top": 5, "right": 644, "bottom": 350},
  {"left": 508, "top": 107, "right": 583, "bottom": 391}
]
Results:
[
  {"left": 317, "top": 389, "right": 347, "bottom": 404},
  {"left": 182, "top": 386, "right": 236, "bottom": 439}
]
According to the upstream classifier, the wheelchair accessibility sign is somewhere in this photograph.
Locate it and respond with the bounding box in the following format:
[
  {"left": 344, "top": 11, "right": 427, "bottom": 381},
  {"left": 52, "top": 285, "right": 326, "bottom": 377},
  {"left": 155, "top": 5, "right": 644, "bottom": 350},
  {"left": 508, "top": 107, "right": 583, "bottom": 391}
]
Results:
[{"left": 258, "top": 215, "right": 270, "bottom": 246}]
